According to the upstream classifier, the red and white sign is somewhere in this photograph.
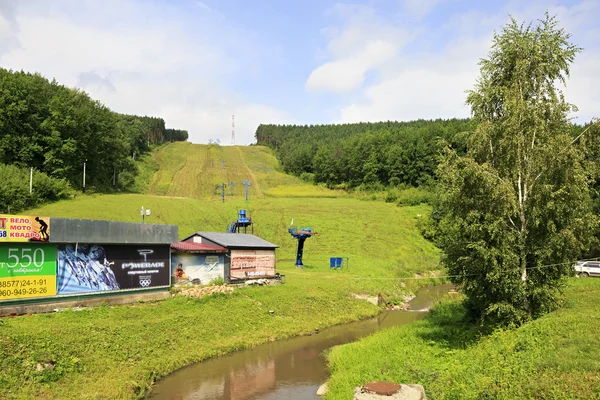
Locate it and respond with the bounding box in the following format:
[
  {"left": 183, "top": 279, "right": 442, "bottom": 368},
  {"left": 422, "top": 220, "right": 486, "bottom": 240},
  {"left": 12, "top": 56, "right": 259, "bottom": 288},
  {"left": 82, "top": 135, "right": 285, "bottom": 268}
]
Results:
[{"left": 230, "top": 249, "right": 275, "bottom": 279}]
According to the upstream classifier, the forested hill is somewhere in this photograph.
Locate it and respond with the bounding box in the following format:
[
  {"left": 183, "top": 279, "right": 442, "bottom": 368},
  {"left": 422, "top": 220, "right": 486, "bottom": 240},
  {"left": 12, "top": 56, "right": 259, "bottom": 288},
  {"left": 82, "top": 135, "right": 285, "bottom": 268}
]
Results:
[
  {"left": 0, "top": 68, "right": 188, "bottom": 212},
  {"left": 255, "top": 119, "right": 475, "bottom": 189}
]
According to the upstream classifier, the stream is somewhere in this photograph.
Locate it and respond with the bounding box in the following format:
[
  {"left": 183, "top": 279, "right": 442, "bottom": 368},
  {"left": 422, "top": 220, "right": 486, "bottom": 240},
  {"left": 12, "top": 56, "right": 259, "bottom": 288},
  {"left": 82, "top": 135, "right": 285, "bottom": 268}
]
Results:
[{"left": 148, "top": 283, "right": 454, "bottom": 400}]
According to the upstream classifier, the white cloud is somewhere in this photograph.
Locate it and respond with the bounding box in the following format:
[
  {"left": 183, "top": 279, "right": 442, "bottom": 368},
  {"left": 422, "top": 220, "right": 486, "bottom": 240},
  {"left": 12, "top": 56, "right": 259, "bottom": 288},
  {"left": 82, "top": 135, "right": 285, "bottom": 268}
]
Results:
[
  {"left": 338, "top": 36, "right": 490, "bottom": 123},
  {"left": 306, "top": 40, "right": 396, "bottom": 92},
  {"left": 0, "top": 0, "right": 289, "bottom": 145},
  {"left": 325, "top": 1, "right": 599, "bottom": 125},
  {"left": 306, "top": 4, "right": 413, "bottom": 93},
  {"left": 401, "top": 0, "right": 444, "bottom": 19}
]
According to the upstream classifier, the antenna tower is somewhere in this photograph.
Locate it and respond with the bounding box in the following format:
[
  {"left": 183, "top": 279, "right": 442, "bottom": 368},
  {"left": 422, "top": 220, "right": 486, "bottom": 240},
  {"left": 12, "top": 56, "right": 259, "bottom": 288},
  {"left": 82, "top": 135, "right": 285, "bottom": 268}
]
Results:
[{"left": 231, "top": 114, "right": 235, "bottom": 145}]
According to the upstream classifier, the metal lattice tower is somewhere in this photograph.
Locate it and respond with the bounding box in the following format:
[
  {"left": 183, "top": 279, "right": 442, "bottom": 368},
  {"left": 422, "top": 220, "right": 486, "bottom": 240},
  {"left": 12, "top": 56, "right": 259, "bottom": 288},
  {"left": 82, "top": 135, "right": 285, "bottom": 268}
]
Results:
[{"left": 231, "top": 114, "right": 235, "bottom": 145}]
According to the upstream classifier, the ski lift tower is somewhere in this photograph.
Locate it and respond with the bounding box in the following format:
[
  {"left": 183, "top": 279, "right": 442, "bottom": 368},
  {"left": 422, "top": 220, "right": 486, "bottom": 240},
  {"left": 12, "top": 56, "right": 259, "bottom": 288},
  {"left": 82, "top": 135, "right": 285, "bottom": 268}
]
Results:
[{"left": 288, "top": 220, "right": 316, "bottom": 268}]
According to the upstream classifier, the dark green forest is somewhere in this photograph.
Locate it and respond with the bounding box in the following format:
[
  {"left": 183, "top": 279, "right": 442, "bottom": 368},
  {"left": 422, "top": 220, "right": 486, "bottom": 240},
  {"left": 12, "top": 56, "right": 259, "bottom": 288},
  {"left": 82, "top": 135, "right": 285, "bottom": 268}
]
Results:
[
  {"left": 256, "top": 119, "right": 475, "bottom": 188},
  {"left": 0, "top": 68, "right": 188, "bottom": 211},
  {"left": 255, "top": 119, "right": 593, "bottom": 191}
]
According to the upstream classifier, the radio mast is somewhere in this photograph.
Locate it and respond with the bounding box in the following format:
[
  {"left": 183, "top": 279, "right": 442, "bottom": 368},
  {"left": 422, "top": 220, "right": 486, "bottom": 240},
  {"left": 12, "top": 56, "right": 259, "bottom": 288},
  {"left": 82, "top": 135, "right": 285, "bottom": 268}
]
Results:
[{"left": 231, "top": 114, "right": 235, "bottom": 145}]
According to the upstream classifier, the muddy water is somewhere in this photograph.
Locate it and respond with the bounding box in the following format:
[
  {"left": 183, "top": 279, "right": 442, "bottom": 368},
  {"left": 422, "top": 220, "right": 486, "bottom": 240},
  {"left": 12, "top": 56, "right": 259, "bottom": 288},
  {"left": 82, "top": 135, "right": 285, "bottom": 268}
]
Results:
[{"left": 148, "top": 284, "right": 454, "bottom": 400}]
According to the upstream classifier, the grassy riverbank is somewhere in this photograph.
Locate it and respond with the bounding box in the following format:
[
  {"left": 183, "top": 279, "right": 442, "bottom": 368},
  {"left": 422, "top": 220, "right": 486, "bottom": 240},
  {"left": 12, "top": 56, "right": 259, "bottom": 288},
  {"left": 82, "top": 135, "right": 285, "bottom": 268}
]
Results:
[
  {"left": 1, "top": 189, "right": 442, "bottom": 399},
  {"left": 324, "top": 278, "right": 600, "bottom": 399},
  {"left": 0, "top": 143, "right": 445, "bottom": 399},
  {"left": 1, "top": 272, "right": 385, "bottom": 399}
]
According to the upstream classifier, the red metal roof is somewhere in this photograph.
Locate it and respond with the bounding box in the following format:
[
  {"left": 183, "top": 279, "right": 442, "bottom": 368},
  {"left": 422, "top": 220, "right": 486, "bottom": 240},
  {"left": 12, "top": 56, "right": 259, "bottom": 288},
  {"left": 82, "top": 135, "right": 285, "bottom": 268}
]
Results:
[{"left": 171, "top": 241, "right": 227, "bottom": 252}]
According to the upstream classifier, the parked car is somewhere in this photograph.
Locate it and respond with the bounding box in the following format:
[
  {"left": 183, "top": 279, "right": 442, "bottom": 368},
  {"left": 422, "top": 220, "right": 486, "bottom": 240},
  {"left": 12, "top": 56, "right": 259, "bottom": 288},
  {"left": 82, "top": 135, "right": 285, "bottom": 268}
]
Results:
[{"left": 573, "top": 260, "right": 600, "bottom": 278}]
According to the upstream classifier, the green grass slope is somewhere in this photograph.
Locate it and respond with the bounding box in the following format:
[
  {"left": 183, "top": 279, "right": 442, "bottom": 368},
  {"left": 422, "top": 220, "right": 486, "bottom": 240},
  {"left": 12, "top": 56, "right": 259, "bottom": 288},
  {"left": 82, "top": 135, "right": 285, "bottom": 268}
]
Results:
[
  {"left": 324, "top": 278, "right": 600, "bottom": 399},
  {"left": 26, "top": 194, "right": 440, "bottom": 282},
  {"left": 140, "top": 143, "right": 338, "bottom": 199},
  {"left": 0, "top": 144, "right": 443, "bottom": 399}
]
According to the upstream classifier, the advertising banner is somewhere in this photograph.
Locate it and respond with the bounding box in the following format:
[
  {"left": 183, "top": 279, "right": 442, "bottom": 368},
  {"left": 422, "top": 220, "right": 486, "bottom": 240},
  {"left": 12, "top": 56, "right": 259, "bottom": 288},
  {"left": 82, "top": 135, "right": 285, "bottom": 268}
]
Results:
[
  {"left": 171, "top": 253, "right": 224, "bottom": 284},
  {"left": 230, "top": 249, "right": 275, "bottom": 279},
  {"left": 57, "top": 244, "right": 170, "bottom": 295},
  {"left": 0, "top": 243, "right": 57, "bottom": 301},
  {"left": 0, "top": 214, "right": 50, "bottom": 242}
]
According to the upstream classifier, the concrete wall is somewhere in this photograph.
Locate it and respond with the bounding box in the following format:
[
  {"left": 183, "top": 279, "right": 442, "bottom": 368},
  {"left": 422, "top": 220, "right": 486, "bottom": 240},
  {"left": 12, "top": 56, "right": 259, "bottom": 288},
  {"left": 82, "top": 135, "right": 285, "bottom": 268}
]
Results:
[
  {"left": 49, "top": 218, "right": 178, "bottom": 244},
  {"left": 0, "top": 290, "right": 170, "bottom": 316}
]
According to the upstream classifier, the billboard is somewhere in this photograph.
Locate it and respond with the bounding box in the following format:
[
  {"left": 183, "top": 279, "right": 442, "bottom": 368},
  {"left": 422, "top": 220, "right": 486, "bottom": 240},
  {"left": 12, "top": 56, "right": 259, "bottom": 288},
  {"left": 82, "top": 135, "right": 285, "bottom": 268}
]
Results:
[
  {"left": 230, "top": 249, "right": 275, "bottom": 279},
  {"left": 0, "top": 214, "right": 50, "bottom": 242},
  {"left": 171, "top": 253, "right": 224, "bottom": 284},
  {"left": 0, "top": 243, "right": 57, "bottom": 301},
  {"left": 56, "top": 244, "right": 170, "bottom": 295}
]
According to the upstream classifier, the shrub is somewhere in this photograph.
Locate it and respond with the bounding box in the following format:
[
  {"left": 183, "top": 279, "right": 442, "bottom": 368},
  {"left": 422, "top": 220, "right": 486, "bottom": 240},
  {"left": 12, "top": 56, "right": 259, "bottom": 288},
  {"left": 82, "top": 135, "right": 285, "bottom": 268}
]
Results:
[{"left": 0, "top": 164, "right": 72, "bottom": 213}]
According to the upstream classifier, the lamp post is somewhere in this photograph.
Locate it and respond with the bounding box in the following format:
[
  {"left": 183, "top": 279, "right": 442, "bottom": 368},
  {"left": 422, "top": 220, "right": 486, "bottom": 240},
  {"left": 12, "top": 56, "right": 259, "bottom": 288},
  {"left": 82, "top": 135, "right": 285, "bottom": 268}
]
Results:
[{"left": 141, "top": 206, "right": 151, "bottom": 223}]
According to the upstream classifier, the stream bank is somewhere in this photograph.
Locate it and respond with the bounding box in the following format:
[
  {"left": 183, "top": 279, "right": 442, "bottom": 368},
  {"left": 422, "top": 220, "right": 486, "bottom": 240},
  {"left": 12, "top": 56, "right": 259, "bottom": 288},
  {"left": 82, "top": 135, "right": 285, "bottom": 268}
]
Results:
[{"left": 148, "top": 284, "right": 454, "bottom": 400}]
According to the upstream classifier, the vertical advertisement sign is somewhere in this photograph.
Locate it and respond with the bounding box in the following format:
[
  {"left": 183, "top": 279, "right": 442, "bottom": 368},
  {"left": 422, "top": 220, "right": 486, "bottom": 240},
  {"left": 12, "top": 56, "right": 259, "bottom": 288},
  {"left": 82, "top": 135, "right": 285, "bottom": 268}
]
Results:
[
  {"left": 0, "top": 243, "right": 57, "bottom": 301},
  {"left": 0, "top": 214, "right": 50, "bottom": 242},
  {"left": 57, "top": 244, "right": 170, "bottom": 295}
]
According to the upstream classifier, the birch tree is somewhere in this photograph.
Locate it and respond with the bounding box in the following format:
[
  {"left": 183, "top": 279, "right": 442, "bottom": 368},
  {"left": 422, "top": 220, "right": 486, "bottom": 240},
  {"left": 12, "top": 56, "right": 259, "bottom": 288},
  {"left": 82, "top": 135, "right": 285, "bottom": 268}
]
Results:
[{"left": 434, "top": 13, "right": 596, "bottom": 328}]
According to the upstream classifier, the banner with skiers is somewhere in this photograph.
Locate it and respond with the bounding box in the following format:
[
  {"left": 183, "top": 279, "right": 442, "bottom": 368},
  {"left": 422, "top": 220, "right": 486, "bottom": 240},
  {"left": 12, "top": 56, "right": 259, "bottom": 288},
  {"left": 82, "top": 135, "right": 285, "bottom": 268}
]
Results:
[{"left": 56, "top": 244, "right": 171, "bottom": 295}]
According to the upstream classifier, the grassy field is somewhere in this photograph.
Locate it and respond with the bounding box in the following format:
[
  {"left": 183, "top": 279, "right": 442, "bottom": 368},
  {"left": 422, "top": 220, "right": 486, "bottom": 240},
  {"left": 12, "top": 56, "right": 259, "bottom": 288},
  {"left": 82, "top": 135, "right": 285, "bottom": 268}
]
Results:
[
  {"left": 0, "top": 273, "right": 383, "bottom": 400},
  {"left": 0, "top": 143, "right": 443, "bottom": 399},
  {"left": 6, "top": 142, "right": 595, "bottom": 400},
  {"left": 140, "top": 143, "right": 338, "bottom": 199},
  {"left": 25, "top": 194, "right": 440, "bottom": 282},
  {"left": 324, "top": 278, "right": 600, "bottom": 400}
]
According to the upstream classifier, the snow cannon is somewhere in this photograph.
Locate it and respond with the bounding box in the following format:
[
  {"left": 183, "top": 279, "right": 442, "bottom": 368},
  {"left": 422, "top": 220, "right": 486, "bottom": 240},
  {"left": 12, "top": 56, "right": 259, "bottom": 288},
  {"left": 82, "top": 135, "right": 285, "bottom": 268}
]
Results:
[{"left": 227, "top": 209, "right": 253, "bottom": 234}]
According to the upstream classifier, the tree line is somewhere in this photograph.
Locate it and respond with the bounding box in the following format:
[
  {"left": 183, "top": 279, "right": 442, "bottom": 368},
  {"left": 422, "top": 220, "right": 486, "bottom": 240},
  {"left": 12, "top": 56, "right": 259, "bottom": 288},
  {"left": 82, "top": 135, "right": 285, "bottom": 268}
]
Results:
[
  {"left": 0, "top": 68, "right": 188, "bottom": 211},
  {"left": 255, "top": 119, "right": 475, "bottom": 189}
]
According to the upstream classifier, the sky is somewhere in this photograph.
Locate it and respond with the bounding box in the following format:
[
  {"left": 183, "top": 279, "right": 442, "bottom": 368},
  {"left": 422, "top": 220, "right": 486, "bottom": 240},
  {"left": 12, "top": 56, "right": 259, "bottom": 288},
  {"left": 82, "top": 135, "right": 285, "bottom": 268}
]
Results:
[{"left": 0, "top": 0, "right": 598, "bottom": 145}]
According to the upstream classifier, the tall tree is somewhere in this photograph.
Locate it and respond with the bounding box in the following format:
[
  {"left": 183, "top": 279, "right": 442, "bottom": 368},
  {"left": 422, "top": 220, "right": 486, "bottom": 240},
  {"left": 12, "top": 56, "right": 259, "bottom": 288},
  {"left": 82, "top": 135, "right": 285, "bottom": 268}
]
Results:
[{"left": 432, "top": 13, "right": 595, "bottom": 328}]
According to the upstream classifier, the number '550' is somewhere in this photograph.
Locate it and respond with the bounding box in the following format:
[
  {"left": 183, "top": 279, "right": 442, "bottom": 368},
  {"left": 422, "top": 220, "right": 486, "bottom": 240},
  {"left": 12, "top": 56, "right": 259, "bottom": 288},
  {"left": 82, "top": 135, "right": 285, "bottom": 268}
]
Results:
[{"left": 7, "top": 248, "right": 45, "bottom": 268}]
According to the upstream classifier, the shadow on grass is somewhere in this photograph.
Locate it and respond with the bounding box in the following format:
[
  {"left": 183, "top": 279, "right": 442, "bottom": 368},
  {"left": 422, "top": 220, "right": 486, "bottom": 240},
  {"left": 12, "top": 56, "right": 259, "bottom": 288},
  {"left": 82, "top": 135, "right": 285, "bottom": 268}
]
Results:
[{"left": 416, "top": 299, "right": 482, "bottom": 350}]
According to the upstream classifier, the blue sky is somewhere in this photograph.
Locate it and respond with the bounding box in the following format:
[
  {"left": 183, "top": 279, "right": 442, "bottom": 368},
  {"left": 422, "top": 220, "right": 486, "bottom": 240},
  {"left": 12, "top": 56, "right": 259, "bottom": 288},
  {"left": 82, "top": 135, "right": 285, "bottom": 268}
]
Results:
[{"left": 0, "top": 0, "right": 598, "bottom": 144}]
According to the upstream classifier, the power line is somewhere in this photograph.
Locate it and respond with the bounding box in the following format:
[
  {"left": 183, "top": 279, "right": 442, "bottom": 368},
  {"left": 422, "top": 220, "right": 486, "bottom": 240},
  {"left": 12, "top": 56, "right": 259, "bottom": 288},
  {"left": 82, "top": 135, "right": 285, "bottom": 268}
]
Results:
[{"left": 351, "top": 259, "right": 587, "bottom": 281}]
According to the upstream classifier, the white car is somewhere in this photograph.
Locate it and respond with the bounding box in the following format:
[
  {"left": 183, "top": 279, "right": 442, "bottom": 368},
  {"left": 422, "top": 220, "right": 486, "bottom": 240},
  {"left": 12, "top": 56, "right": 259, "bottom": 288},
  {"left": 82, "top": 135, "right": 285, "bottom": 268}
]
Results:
[{"left": 573, "top": 260, "right": 600, "bottom": 278}]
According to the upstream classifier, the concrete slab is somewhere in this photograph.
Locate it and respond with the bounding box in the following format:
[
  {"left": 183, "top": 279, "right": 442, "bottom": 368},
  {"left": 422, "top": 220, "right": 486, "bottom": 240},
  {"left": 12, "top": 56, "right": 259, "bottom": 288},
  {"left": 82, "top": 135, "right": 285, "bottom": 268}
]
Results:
[{"left": 0, "top": 290, "right": 170, "bottom": 316}]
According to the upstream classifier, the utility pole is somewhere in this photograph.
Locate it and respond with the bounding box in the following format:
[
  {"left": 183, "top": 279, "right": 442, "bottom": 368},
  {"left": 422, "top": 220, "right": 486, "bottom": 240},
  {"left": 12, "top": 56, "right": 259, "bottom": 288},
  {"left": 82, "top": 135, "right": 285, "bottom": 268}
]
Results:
[
  {"left": 83, "top": 159, "right": 87, "bottom": 193},
  {"left": 221, "top": 183, "right": 225, "bottom": 203}
]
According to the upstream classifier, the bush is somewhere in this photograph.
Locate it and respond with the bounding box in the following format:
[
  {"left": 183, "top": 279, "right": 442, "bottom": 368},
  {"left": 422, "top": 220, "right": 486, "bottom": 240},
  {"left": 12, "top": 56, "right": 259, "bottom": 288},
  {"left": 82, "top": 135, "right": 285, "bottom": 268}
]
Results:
[
  {"left": 0, "top": 164, "right": 71, "bottom": 213},
  {"left": 209, "top": 277, "right": 225, "bottom": 286},
  {"left": 299, "top": 172, "right": 315, "bottom": 183},
  {"left": 395, "top": 187, "right": 435, "bottom": 206}
]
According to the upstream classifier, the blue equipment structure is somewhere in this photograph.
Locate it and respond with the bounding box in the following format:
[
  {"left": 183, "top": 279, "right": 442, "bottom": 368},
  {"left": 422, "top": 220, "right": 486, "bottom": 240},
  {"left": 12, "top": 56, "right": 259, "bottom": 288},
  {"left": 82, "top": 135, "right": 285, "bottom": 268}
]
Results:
[
  {"left": 330, "top": 257, "right": 349, "bottom": 269},
  {"left": 228, "top": 209, "right": 253, "bottom": 234},
  {"left": 288, "top": 221, "right": 316, "bottom": 268}
]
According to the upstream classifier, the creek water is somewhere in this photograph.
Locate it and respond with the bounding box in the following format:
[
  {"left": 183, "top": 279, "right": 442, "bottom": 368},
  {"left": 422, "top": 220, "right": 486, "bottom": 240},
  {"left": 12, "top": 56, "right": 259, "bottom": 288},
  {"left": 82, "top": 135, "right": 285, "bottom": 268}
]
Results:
[{"left": 148, "top": 283, "right": 454, "bottom": 400}]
